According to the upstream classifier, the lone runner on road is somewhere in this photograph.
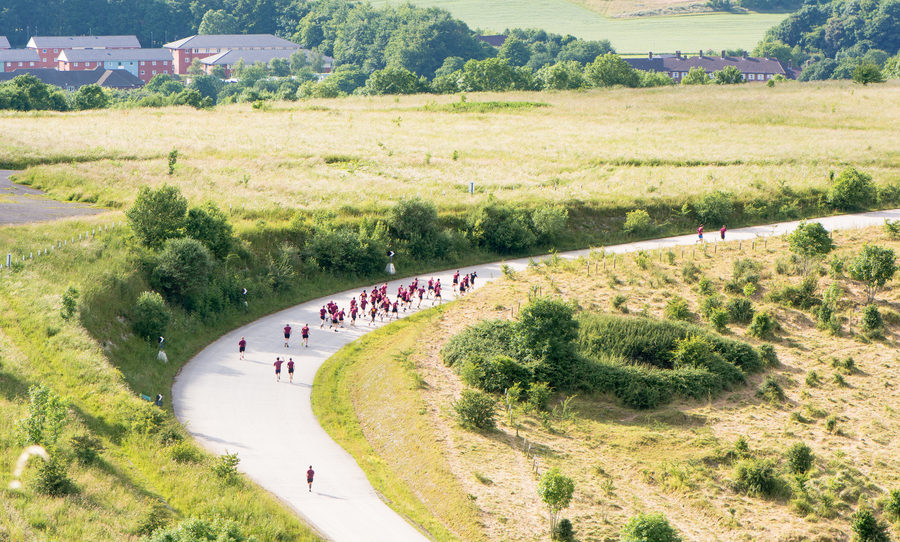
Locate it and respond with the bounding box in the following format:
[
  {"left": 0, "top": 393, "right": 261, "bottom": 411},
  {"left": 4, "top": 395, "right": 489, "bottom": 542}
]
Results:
[
  {"left": 720, "top": 225, "right": 727, "bottom": 240},
  {"left": 697, "top": 224, "right": 704, "bottom": 243},
  {"left": 238, "top": 336, "right": 246, "bottom": 360},
  {"left": 307, "top": 465, "right": 315, "bottom": 492}
]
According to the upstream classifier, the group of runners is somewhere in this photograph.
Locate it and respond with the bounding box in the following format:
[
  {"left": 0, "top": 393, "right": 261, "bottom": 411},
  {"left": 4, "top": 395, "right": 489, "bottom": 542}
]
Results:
[{"left": 697, "top": 224, "right": 727, "bottom": 242}]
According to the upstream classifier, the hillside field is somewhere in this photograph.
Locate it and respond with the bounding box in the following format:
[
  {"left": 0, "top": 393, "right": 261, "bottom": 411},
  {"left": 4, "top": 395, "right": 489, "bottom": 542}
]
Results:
[
  {"left": 369, "top": 0, "right": 788, "bottom": 52},
  {"left": 315, "top": 226, "right": 900, "bottom": 541}
]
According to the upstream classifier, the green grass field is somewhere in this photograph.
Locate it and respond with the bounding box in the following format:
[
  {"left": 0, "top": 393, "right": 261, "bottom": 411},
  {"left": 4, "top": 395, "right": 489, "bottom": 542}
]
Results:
[{"left": 368, "top": 0, "right": 788, "bottom": 52}]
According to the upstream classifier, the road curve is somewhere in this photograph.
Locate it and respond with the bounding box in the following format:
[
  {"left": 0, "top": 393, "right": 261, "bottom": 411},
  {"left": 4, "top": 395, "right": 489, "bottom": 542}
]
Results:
[{"left": 173, "top": 208, "right": 900, "bottom": 541}]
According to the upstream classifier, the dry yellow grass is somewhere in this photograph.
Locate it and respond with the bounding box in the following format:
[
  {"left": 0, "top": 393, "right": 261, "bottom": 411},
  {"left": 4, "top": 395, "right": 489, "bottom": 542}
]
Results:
[
  {"left": 331, "top": 226, "right": 900, "bottom": 541},
  {"left": 2, "top": 81, "right": 898, "bottom": 215}
]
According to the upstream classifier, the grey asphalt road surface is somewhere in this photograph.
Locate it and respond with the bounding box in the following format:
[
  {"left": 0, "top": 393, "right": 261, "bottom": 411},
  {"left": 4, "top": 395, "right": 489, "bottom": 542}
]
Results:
[
  {"left": 0, "top": 170, "right": 102, "bottom": 225},
  {"left": 173, "top": 207, "right": 900, "bottom": 542}
]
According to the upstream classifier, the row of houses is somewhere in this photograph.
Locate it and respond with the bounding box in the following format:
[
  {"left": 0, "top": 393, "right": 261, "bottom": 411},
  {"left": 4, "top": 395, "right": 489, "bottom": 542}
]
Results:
[
  {"left": 623, "top": 51, "right": 799, "bottom": 82},
  {"left": 0, "top": 33, "right": 334, "bottom": 85}
]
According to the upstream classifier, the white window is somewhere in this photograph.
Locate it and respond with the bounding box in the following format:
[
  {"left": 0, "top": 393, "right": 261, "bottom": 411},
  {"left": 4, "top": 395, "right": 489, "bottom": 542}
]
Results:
[
  {"left": 74, "top": 62, "right": 79, "bottom": 67},
  {"left": 140, "top": 70, "right": 145, "bottom": 75},
  {"left": 681, "top": 72, "right": 687, "bottom": 77},
  {"left": 29, "top": 62, "right": 34, "bottom": 66},
  {"left": 54, "top": 48, "right": 58, "bottom": 52},
  {"left": 42, "top": 48, "right": 47, "bottom": 53},
  {"left": 18, "top": 62, "right": 23, "bottom": 66},
  {"left": 152, "top": 60, "right": 156, "bottom": 65},
  {"left": 747, "top": 73, "right": 754, "bottom": 80},
  {"left": 152, "top": 70, "right": 156, "bottom": 75}
]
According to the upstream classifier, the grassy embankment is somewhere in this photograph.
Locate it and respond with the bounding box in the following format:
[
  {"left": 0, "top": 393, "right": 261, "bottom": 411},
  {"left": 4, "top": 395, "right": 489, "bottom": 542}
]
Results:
[
  {"left": 314, "top": 225, "right": 900, "bottom": 541},
  {"left": 0, "top": 83, "right": 898, "bottom": 539},
  {"left": 369, "top": 0, "right": 787, "bottom": 51}
]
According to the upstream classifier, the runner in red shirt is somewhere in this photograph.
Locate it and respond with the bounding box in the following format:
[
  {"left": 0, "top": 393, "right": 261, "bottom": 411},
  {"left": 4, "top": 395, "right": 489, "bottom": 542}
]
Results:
[
  {"left": 283, "top": 324, "right": 292, "bottom": 348},
  {"left": 274, "top": 357, "right": 284, "bottom": 382},
  {"left": 720, "top": 224, "right": 727, "bottom": 240},
  {"left": 330, "top": 311, "right": 339, "bottom": 331},
  {"left": 337, "top": 309, "right": 345, "bottom": 328},
  {"left": 697, "top": 224, "right": 704, "bottom": 243},
  {"left": 238, "top": 336, "right": 247, "bottom": 360},
  {"left": 319, "top": 306, "right": 327, "bottom": 328},
  {"left": 433, "top": 284, "right": 442, "bottom": 305},
  {"left": 301, "top": 324, "right": 310, "bottom": 347},
  {"left": 306, "top": 465, "right": 315, "bottom": 492},
  {"left": 287, "top": 358, "right": 295, "bottom": 383},
  {"left": 418, "top": 286, "right": 425, "bottom": 308},
  {"left": 369, "top": 305, "right": 377, "bottom": 325},
  {"left": 350, "top": 306, "right": 358, "bottom": 326}
]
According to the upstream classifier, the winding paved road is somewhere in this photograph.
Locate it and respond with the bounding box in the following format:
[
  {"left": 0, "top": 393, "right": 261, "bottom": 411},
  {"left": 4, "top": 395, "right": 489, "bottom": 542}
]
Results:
[
  {"left": 0, "top": 170, "right": 101, "bottom": 225},
  {"left": 173, "top": 208, "right": 900, "bottom": 541}
]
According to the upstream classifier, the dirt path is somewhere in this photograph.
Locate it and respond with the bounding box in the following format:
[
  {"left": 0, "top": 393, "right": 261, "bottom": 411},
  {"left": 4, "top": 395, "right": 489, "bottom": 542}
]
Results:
[
  {"left": 0, "top": 170, "right": 102, "bottom": 225},
  {"left": 172, "top": 208, "right": 900, "bottom": 542}
]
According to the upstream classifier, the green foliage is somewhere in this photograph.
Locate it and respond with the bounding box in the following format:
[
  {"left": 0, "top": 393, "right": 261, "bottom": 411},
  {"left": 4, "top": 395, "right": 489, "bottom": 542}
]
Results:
[
  {"left": 710, "top": 308, "right": 730, "bottom": 333},
  {"left": 786, "top": 442, "right": 814, "bottom": 473},
  {"left": 468, "top": 202, "right": 535, "bottom": 253},
  {"left": 441, "top": 319, "right": 521, "bottom": 367},
  {"left": 185, "top": 204, "right": 234, "bottom": 259},
  {"left": 33, "top": 457, "right": 76, "bottom": 496},
  {"left": 60, "top": 286, "right": 79, "bottom": 320},
  {"left": 733, "top": 458, "right": 786, "bottom": 498},
  {"left": 553, "top": 518, "right": 575, "bottom": 542},
  {"left": 848, "top": 245, "right": 897, "bottom": 303},
  {"left": 757, "top": 375, "right": 785, "bottom": 403},
  {"left": 585, "top": 53, "right": 640, "bottom": 87},
  {"left": 198, "top": 8, "right": 239, "bottom": 34},
  {"left": 694, "top": 191, "right": 733, "bottom": 228},
  {"left": 145, "top": 517, "right": 258, "bottom": 542},
  {"left": 73, "top": 84, "right": 109, "bottom": 110},
  {"left": 638, "top": 70, "right": 676, "bottom": 87},
  {"left": 212, "top": 452, "right": 241, "bottom": 481},
  {"left": 885, "top": 489, "right": 900, "bottom": 521},
  {"left": 850, "top": 508, "right": 890, "bottom": 542},
  {"left": 454, "top": 58, "right": 535, "bottom": 92},
  {"left": 169, "top": 441, "right": 203, "bottom": 464},
  {"left": 527, "top": 381, "right": 553, "bottom": 412},
  {"left": 825, "top": 415, "right": 838, "bottom": 432},
  {"left": 817, "top": 282, "right": 842, "bottom": 333},
  {"left": 724, "top": 258, "right": 761, "bottom": 295},
  {"left": 758, "top": 344, "right": 778, "bottom": 366},
  {"left": 151, "top": 238, "right": 214, "bottom": 311},
  {"left": 623, "top": 209, "right": 654, "bottom": 236},
  {"left": 748, "top": 311, "right": 776, "bottom": 339},
  {"left": 363, "top": 66, "right": 427, "bottom": 95},
  {"left": 304, "top": 226, "right": 387, "bottom": 276},
  {"left": 460, "top": 354, "right": 533, "bottom": 393},
  {"left": 853, "top": 63, "right": 885, "bottom": 84},
  {"left": 681, "top": 66, "right": 711, "bottom": 85},
  {"left": 621, "top": 513, "right": 683, "bottom": 542},
  {"left": 713, "top": 65, "right": 744, "bottom": 84},
  {"left": 681, "top": 262, "right": 701, "bottom": 283},
  {"left": 127, "top": 185, "right": 188, "bottom": 248},
  {"left": 530, "top": 206, "right": 568, "bottom": 244},
  {"left": 536, "top": 61, "right": 587, "bottom": 90},
  {"left": 827, "top": 167, "right": 876, "bottom": 211},
  {"left": 17, "top": 384, "right": 68, "bottom": 448},
  {"left": 518, "top": 298, "right": 579, "bottom": 385},
  {"left": 612, "top": 294, "right": 629, "bottom": 313},
  {"left": 71, "top": 434, "right": 104, "bottom": 465},
  {"left": 0, "top": 74, "right": 68, "bottom": 111},
  {"left": 167, "top": 149, "right": 178, "bottom": 175},
  {"left": 538, "top": 467, "right": 575, "bottom": 536},
  {"left": 132, "top": 291, "right": 171, "bottom": 340},
  {"left": 388, "top": 197, "right": 444, "bottom": 259},
  {"left": 787, "top": 221, "right": 834, "bottom": 273},
  {"left": 767, "top": 276, "right": 819, "bottom": 310},
  {"left": 664, "top": 296, "right": 691, "bottom": 321},
  {"left": 884, "top": 220, "right": 900, "bottom": 240},
  {"left": 453, "top": 389, "right": 496, "bottom": 430}
]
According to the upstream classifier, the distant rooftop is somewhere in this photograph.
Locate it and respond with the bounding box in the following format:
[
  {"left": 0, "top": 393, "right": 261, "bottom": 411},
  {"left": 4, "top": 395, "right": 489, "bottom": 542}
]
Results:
[
  {"left": 58, "top": 48, "right": 173, "bottom": 62},
  {"left": 27, "top": 35, "right": 141, "bottom": 49},
  {"left": 0, "top": 67, "right": 145, "bottom": 89},
  {"left": 477, "top": 35, "right": 507, "bottom": 47},
  {"left": 625, "top": 53, "right": 792, "bottom": 76},
  {"left": 0, "top": 36, "right": 10, "bottom": 49},
  {"left": 0, "top": 49, "right": 41, "bottom": 62},
  {"left": 164, "top": 34, "right": 300, "bottom": 50},
  {"left": 199, "top": 48, "right": 332, "bottom": 68}
]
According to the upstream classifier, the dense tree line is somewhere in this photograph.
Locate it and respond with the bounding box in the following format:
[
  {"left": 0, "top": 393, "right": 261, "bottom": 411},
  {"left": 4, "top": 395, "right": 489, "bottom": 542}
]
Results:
[{"left": 754, "top": 0, "right": 900, "bottom": 80}]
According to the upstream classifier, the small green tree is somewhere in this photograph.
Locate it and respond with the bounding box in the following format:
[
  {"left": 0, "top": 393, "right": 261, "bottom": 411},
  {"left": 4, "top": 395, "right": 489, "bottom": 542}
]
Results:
[
  {"left": 585, "top": 53, "right": 640, "bottom": 87},
  {"left": 151, "top": 238, "right": 214, "bottom": 310},
  {"left": 168, "top": 149, "right": 179, "bottom": 175},
  {"left": 850, "top": 508, "right": 890, "bottom": 542},
  {"left": 852, "top": 63, "right": 885, "bottom": 85},
  {"left": 518, "top": 298, "right": 578, "bottom": 385},
  {"left": 363, "top": 66, "right": 426, "bottom": 95},
  {"left": 786, "top": 442, "right": 814, "bottom": 474},
  {"left": 453, "top": 389, "right": 496, "bottom": 430},
  {"left": 681, "top": 66, "right": 710, "bottom": 85},
  {"left": 185, "top": 203, "right": 234, "bottom": 259},
  {"left": 17, "top": 384, "right": 68, "bottom": 448},
  {"left": 132, "top": 291, "right": 171, "bottom": 340},
  {"left": 623, "top": 209, "right": 654, "bottom": 235},
  {"left": 848, "top": 245, "right": 897, "bottom": 303},
  {"left": 126, "top": 185, "right": 188, "bottom": 248},
  {"left": 621, "top": 513, "right": 682, "bottom": 542},
  {"left": 72, "top": 84, "right": 108, "bottom": 110},
  {"left": 146, "top": 517, "right": 255, "bottom": 542},
  {"left": 538, "top": 467, "right": 575, "bottom": 537},
  {"left": 787, "top": 221, "right": 834, "bottom": 274},
  {"left": 60, "top": 285, "right": 79, "bottom": 320},
  {"left": 713, "top": 66, "right": 744, "bottom": 84},
  {"left": 827, "top": 167, "right": 876, "bottom": 211}
]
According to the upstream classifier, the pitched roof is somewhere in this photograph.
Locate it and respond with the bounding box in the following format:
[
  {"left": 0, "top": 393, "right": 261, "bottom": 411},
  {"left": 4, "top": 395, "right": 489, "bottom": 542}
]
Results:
[
  {"left": 0, "top": 36, "right": 10, "bottom": 49},
  {"left": 26, "top": 35, "right": 141, "bottom": 49},
  {"left": 199, "top": 48, "right": 333, "bottom": 68},
  {"left": 0, "top": 49, "right": 41, "bottom": 62},
  {"left": 477, "top": 35, "right": 508, "bottom": 47},
  {"left": 0, "top": 67, "right": 144, "bottom": 89},
  {"left": 164, "top": 34, "right": 300, "bottom": 50},
  {"left": 58, "top": 48, "right": 173, "bottom": 62},
  {"left": 625, "top": 55, "right": 792, "bottom": 77}
]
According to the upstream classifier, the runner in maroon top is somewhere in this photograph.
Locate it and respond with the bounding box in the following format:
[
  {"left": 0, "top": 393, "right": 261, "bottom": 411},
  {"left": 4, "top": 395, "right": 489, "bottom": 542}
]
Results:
[
  {"left": 319, "top": 306, "right": 327, "bottom": 328},
  {"left": 283, "top": 324, "right": 292, "bottom": 348},
  {"left": 306, "top": 466, "right": 315, "bottom": 492},
  {"left": 274, "top": 357, "right": 284, "bottom": 382},
  {"left": 453, "top": 270, "right": 460, "bottom": 291},
  {"left": 337, "top": 309, "right": 345, "bottom": 328},
  {"left": 697, "top": 224, "right": 704, "bottom": 242},
  {"left": 369, "top": 305, "right": 377, "bottom": 325},
  {"left": 350, "top": 306, "right": 358, "bottom": 325},
  {"left": 238, "top": 337, "right": 246, "bottom": 360},
  {"left": 433, "top": 284, "right": 442, "bottom": 305},
  {"left": 301, "top": 324, "right": 310, "bottom": 347},
  {"left": 720, "top": 225, "right": 727, "bottom": 240}
]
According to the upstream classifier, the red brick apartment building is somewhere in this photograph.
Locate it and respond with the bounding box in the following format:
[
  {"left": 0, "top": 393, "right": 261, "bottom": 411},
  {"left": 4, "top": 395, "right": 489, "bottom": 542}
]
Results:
[
  {"left": 164, "top": 33, "right": 300, "bottom": 75},
  {"left": 57, "top": 48, "right": 173, "bottom": 83},
  {"left": 26, "top": 35, "right": 141, "bottom": 68},
  {"left": 0, "top": 49, "right": 41, "bottom": 72}
]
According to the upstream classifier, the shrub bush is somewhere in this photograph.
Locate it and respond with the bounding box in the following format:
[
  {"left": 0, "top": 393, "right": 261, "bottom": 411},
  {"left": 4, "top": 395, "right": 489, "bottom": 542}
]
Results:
[
  {"left": 145, "top": 517, "right": 254, "bottom": 542},
  {"left": 441, "top": 319, "right": 521, "bottom": 367},
  {"left": 212, "top": 452, "right": 241, "bottom": 481},
  {"left": 468, "top": 202, "right": 535, "bottom": 253},
  {"left": 861, "top": 304, "right": 883, "bottom": 335},
  {"left": 850, "top": 508, "right": 890, "bottom": 542},
  {"left": 709, "top": 308, "right": 730, "bottom": 333},
  {"left": 132, "top": 291, "right": 171, "bottom": 340},
  {"left": 827, "top": 167, "right": 876, "bottom": 211},
  {"left": 620, "top": 513, "right": 683, "bottom": 542},
  {"left": 460, "top": 354, "right": 533, "bottom": 393},
  {"left": 184, "top": 203, "right": 234, "bottom": 259},
  {"left": 169, "top": 441, "right": 203, "bottom": 463},
  {"left": 553, "top": 518, "right": 575, "bottom": 542},
  {"left": 623, "top": 209, "right": 654, "bottom": 236},
  {"left": 611, "top": 294, "right": 628, "bottom": 313},
  {"left": 60, "top": 286, "right": 79, "bottom": 320},
  {"left": 126, "top": 185, "right": 188, "bottom": 248},
  {"left": 699, "top": 296, "right": 722, "bottom": 319},
  {"left": 527, "top": 381, "right": 553, "bottom": 411},
  {"left": 694, "top": 191, "right": 733, "bottom": 226},
  {"left": 748, "top": 311, "right": 776, "bottom": 339},
  {"left": 304, "top": 227, "right": 387, "bottom": 276},
  {"left": 681, "top": 262, "right": 700, "bottom": 283},
  {"left": 454, "top": 389, "right": 497, "bottom": 430},
  {"left": 388, "top": 197, "right": 445, "bottom": 259},
  {"left": 885, "top": 489, "right": 900, "bottom": 521},
  {"left": 518, "top": 298, "right": 579, "bottom": 386},
  {"left": 757, "top": 375, "right": 785, "bottom": 403},
  {"left": 151, "top": 238, "right": 214, "bottom": 311},
  {"left": 697, "top": 277, "right": 714, "bottom": 295},
  {"left": 726, "top": 298, "right": 754, "bottom": 324},
  {"left": 664, "top": 297, "right": 691, "bottom": 321},
  {"left": 725, "top": 259, "right": 761, "bottom": 294},
  {"left": 758, "top": 344, "right": 778, "bottom": 366},
  {"left": 71, "top": 434, "right": 104, "bottom": 465},
  {"left": 531, "top": 206, "right": 568, "bottom": 244},
  {"left": 733, "top": 458, "right": 786, "bottom": 498},
  {"left": 786, "top": 442, "right": 814, "bottom": 474},
  {"left": 848, "top": 244, "right": 898, "bottom": 304},
  {"left": 33, "top": 457, "right": 76, "bottom": 496},
  {"left": 766, "top": 276, "right": 819, "bottom": 310}
]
